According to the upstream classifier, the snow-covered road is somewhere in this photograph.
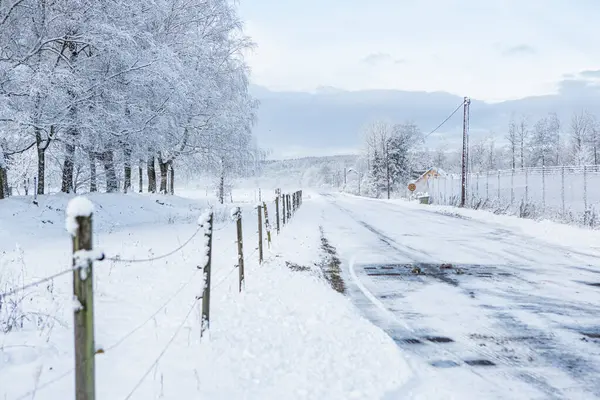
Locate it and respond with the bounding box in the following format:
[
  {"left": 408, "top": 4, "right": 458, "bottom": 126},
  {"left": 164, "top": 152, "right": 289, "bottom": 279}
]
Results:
[{"left": 319, "top": 193, "right": 600, "bottom": 399}]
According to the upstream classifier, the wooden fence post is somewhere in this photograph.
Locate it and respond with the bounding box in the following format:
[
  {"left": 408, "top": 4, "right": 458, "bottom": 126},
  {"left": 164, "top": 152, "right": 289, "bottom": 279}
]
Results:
[
  {"left": 200, "top": 211, "right": 214, "bottom": 336},
  {"left": 282, "top": 194, "right": 287, "bottom": 226},
  {"left": 263, "top": 202, "right": 272, "bottom": 247},
  {"left": 71, "top": 201, "right": 96, "bottom": 400},
  {"left": 287, "top": 194, "right": 291, "bottom": 220},
  {"left": 275, "top": 196, "right": 280, "bottom": 234},
  {"left": 257, "top": 205, "right": 263, "bottom": 263},
  {"left": 233, "top": 207, "right": 244, "bottom": 292}
]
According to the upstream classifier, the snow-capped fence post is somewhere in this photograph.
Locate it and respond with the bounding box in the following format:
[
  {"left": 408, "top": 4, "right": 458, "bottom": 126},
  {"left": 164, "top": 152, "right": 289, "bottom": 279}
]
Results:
[
  {"left": 233, "top": 207, "right": 244, "bottom": 292},
  {"left": 257, "top": 205, "right": 264, "bottom": 263},
  {"left": 263, "top": 202, "right": 272, "bottom": 248},
  {"left": 275, "top": 196, "right": 281, "bottom": 234},
  {"left": 200, "top": 211, "right": 214, "bottom": 337},
  {"left": 68, "top": 197, "right": 96, "bottom": 400}
]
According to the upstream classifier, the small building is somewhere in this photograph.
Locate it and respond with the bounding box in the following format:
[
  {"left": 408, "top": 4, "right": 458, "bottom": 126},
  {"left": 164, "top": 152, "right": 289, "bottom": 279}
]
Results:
[{"left": 409, "top": 167, "right": 446, "bottom": 194}]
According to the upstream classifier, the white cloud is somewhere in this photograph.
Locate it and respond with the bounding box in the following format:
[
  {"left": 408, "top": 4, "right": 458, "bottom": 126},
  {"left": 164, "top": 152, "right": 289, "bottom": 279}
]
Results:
[{"left": 238, "top": 0, "right": 600, "bottom": 101}]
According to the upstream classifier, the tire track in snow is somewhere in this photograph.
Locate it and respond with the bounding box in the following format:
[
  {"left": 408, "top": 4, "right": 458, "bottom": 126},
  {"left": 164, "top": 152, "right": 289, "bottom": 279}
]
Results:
[{"left": 323, "top": 194, "right": 599, "bottom": 398}]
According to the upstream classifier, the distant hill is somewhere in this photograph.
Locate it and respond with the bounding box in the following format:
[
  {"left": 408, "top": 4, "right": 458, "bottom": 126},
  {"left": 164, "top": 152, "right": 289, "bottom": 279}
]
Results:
[{"left": 250, "top": 79, "right": 600, "bottom": 158}]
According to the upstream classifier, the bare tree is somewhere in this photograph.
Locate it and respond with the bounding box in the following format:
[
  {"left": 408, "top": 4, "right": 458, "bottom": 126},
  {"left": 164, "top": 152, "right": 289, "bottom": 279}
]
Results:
[
  {"left": 569, "top": 110, "right": 592, "bottom": 166},
  {"left": 506, "top": 117, "right": 518, "bottom": 169},
  {"left": 516, "top": 116, "right": 529, "bottom": 168}
]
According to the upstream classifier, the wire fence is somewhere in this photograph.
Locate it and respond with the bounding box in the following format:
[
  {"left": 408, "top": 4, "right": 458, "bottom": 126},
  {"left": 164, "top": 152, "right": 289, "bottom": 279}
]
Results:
[
  {"left": 2, "top": 189, "right": 305, "bottom": 400},
  {"left": 427, "top": 165, "right": 600, "bottom": 226}
]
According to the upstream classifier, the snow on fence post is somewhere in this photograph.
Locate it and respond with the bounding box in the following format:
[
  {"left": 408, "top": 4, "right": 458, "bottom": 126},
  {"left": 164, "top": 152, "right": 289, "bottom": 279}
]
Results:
[
  {"left": 561, "top": 166, "right": 566, "bottom": 215},
  {"left": 263, "top": 202, "right": 272, "bottom": 248},
  {"left": 67, "top": 197, "right": 96, "bottom": 400},
  {"left": 286, "top": 194, "right": 291, "bottom": 220},
  {"left": 200, "top": 211, "right": 214, "bottom": 337},
  {"left": 232, "top": 207, "right": 244, "bottom": 292},
  {"left": 257, "top": 204, "right": 264, "bottom": 264}
]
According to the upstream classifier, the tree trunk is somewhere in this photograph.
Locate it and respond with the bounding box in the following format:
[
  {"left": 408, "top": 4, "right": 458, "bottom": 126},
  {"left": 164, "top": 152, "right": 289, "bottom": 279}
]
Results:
[
  {"left": 100, "top": 150, "right": 118, "bottom": 193},
  {"left": 218, "top": 169, "right": 225, "bottom": 204},
  {"left": 520, "top": 139, "right": 525, "bottom": 168},
  {"left": 61, "top": 45, "right": 79, "bottom": 194},
  {"left": 157, "top": 152, "right": 168, "bottom": 194},
  {"left": 2, "top": 167, "right": 8, "bottom": 197},
  {"left": 123, "top": 147, "right": 132, "bottom": 193},
  {"left": 0, "top": 165, "right": 4, "bottom": 199},
  {"left": 89, "top": 152, "right": 97, "bottom": 192},
  {"left": 169, "top": 164, "right": 174, "bottom": 195},
  {"left": 147, "top": 154, "right": 156, "bottom": 193},
  {"left": 138, "top": 160, "right": 143, "bottom": 193},
  {"left": 61, "top": 142, "right": 76, "bottom": 193},
  {"left": 35, "top": 128, "right": 47, "bottom": 195}
]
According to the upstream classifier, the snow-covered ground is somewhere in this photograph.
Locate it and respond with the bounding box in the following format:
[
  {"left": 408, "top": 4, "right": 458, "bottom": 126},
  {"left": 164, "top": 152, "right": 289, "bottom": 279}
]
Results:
[{"left": 0, "top": 191, "right": 406, "bottom": 400}]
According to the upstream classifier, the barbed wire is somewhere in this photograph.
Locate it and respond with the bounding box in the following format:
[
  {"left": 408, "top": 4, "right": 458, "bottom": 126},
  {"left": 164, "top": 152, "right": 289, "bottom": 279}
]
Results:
[
  {"left": 104, "top": 225, "right": 204, "bottom": 264},
  {"left": 104, "top": 268, "right": 201, "bottom": 352},
  {"left": 212, "top": 264, "right": 238, "bottom": 291},
  {"left": 122, "top": 297, "right": 199, "bottom": 400},
  {"left": 1, "top": 220, "right": 215, "bottom": 299},
  {"left": 13, "top": 367, "right": 75, "bottom": 400},
  {"left": 0, "top": 267, "right": 74, "bottom": 299}
]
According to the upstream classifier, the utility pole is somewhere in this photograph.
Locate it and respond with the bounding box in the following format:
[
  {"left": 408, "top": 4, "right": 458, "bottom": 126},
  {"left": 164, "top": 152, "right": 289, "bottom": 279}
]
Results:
[{"left": 460, "top": 96, "right": 470, "bottom": 208}]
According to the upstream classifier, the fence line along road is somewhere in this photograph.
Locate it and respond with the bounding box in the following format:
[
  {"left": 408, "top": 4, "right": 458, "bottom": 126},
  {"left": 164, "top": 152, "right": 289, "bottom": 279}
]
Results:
[
  {"left": 8, "top": 188, "right": 305, "bottom": 400},
  {"left": 427, "top": 165, "right": 600, "bottom": 226}
]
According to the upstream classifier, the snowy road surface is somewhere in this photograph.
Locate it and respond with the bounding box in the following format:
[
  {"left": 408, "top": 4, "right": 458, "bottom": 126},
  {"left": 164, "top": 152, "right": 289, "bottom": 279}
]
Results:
[{"left": 319, "top": 193, "right": 600, "bottom": 399}]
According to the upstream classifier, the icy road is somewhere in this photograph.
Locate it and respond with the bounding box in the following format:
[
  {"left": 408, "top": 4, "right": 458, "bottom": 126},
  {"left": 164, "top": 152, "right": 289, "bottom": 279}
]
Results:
[{"left": 318, "top": 193, "right": 600, "bottom": 399}]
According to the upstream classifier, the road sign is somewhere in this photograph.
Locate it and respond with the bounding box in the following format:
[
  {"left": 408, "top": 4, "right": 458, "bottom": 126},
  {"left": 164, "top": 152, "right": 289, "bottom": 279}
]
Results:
[{"left": 408, "top": 183, "right": 416, "bottom": 192}]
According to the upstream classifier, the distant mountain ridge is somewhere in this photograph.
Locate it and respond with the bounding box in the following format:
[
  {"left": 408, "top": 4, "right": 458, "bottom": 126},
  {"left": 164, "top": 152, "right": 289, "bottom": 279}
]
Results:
[{"left": 250, "top": 80, "right": 600, "bottom": 159}]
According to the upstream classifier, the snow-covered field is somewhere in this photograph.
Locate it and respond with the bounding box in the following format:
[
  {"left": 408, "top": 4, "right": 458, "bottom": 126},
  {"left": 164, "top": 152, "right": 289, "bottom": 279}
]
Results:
[{"left": 0, "top": 190, "right": 406, "bottom": 400}]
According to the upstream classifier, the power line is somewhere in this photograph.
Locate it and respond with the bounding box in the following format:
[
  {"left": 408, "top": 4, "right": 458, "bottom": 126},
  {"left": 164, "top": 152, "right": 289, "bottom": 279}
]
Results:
[{"left": 423, "top": 100, "right": 466, "bottom": 139}]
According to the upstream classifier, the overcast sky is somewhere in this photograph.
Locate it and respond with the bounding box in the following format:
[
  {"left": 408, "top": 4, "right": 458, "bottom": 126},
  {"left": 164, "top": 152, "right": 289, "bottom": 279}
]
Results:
[{"left": 238, "top": 0, "right": 600, "bottom": 102}]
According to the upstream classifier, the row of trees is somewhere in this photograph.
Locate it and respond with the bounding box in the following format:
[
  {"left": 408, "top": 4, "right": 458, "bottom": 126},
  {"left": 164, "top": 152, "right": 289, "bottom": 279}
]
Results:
[
  {"left": 0, "top": 0, "right": 257, "bottom": 201},
  {"left": 422, "top": 110, "right": 600, "bottom": 176}
]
